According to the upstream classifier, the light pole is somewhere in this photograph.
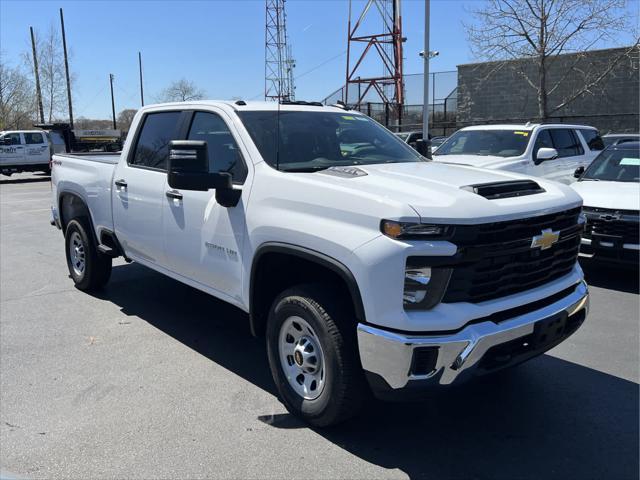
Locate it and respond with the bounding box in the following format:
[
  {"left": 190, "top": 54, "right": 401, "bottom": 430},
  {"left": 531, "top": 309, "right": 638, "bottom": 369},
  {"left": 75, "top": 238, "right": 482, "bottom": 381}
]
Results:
[
  {"left": 109, "top": 74, "right": 116, "bottom": 130},
  {"left": 421, "top": 0, "right": 431, "bottom": 142}
]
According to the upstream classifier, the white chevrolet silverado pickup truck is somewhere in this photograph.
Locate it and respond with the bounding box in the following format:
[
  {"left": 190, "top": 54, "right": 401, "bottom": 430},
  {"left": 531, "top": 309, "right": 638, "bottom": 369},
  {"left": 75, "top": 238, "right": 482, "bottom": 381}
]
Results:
[{"left": 51, "top": 101, "right": 589, "bottom": 426}]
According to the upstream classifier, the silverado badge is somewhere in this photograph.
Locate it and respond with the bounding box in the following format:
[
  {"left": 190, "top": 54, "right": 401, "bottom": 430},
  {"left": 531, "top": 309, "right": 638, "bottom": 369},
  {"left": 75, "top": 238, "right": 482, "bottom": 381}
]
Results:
[{"left": 531, "top": 229, "right": 560, "bottom": 250}]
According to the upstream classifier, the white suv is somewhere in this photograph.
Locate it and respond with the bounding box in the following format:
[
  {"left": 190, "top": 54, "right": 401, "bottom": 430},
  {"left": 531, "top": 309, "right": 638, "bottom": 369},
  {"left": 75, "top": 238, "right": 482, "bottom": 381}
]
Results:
[{"left": 432, "top": 124, "right": 604, "bottom": 184}]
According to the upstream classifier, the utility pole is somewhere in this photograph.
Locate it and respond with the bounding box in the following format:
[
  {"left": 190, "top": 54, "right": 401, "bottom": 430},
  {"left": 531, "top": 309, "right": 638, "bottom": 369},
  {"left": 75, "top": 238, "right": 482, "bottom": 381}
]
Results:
[
  {"left": 30, "top": 26, "right": 45, "bottom": 123},
  {"left": 138, "top": 51, "right": 144, "bottom": 106},
  {"left": 422, "top": 0, "right": 430, "bottom": 141},
  {"left": 109, "top": 74, "right": 117, "bottom": 130},
  {"left": 60, "top": 8, "right": 74, "bottom": 129}
]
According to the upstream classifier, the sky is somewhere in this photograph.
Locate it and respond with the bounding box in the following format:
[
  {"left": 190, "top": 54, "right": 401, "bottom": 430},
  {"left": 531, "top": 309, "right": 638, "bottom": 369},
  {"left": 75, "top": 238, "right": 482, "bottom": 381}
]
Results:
[{"left": 1, "top": 0, "right": 638, "bottom": 120}]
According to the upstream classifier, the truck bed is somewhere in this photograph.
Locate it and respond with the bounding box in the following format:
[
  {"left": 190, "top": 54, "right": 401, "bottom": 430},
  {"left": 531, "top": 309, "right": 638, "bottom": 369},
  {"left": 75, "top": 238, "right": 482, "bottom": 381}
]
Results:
[
  {"left": 51, "top": 152, "right": 122, "bottom": 238},
  {"left": 53, "top": 152, "right": 120, "bottom": 164}
]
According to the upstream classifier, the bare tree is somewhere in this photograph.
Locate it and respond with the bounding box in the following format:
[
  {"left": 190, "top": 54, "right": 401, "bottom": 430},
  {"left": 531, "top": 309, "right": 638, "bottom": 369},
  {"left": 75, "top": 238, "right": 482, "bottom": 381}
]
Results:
[
  {"left": 157, "top": 79, "right": 206, "bottom": 102},
  {"left": 117, "top": 108, "right": 138, "bottom": 133},
  {"left": 0, "top": 55, "right": 35, "bottom": 129},
  {"left": 23, "top": 24, "right": 72, "bottom": 123},
  {"left": 466, "top": 0, "right": 640, "bottom": 119}
]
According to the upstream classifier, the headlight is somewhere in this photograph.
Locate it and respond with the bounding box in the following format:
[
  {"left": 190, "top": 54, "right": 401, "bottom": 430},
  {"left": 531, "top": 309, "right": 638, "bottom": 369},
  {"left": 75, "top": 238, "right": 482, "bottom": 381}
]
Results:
[
  {"left": 404, "top": 257, "right": 452, "bottom": 310},
  {"left": 381, "top": 220, "right": 452, "bottom": 240}
]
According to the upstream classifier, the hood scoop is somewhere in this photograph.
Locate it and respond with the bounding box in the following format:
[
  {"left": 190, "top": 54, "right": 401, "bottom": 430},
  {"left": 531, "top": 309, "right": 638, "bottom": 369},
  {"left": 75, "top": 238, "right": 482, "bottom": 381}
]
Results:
[
  {"left": 322, "top": 166, "right": 368, "bottom": 178},
  {"left": 461, "top": 180, "right": 545, "bottom": 200}
]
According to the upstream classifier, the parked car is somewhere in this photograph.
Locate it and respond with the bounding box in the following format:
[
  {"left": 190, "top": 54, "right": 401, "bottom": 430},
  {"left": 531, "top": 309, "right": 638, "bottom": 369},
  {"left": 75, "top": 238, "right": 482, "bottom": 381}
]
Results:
[
  {"left": 430, "top": 135, "right": 448, "bottom": 152},
  {"left": 571, "top": 142, "right": 639, "bottom": 264},
  {"left": 432, "top": 124, "right": 604, "bottom": 184},
  {"left": 51, "top": 101, "right": 589, "bottom": 426},
  {"left": 0, "top": 130, "right": 52, "bottom": 176},
  {"left": 603, "top": 133, "right": 640, "bottom": 148}
]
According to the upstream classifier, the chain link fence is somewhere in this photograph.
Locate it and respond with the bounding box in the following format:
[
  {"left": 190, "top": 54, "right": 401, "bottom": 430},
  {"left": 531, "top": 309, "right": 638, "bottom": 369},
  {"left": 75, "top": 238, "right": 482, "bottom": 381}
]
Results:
[{"left": 322, "top": 71, "right": 458, "bottom": 136}]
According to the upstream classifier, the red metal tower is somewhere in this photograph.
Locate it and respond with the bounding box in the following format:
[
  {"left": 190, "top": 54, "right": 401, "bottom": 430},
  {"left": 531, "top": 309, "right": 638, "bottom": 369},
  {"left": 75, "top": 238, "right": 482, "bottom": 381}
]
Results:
[{"left": 344, "top": 0, "right": 404, "bottom": 111}]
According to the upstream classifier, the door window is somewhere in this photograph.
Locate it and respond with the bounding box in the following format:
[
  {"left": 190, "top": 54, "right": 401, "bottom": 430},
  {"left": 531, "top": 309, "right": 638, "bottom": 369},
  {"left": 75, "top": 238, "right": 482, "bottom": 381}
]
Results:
[
  {"left": 187, "top": 112, "right": 248, "bottom": 183},
  {"left": 130, "top": 111, "right": 182, "bottom": 170},
  {"left": 578, "top": 129, "right": 605, "bottom": 151},
  {"left": 3, "top": 133, "right": 22, "bottom": 145},
  {"left": 549, "top": 129, "right": 584, "bottom": 157},
  {"left": 24, "top": 132, "right": 45, "bottom": 144}
]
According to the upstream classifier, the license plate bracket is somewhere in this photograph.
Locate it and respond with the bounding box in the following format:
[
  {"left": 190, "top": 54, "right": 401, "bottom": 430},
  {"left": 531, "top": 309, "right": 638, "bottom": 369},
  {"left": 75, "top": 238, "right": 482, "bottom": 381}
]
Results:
[{"left": 532, "top": 312, "right": 569, "bottom": 347}]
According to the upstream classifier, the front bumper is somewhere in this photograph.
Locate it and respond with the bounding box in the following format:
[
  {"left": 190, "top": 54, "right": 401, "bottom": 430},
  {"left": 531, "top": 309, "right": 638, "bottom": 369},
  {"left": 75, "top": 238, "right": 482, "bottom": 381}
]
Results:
[
  {"left": 580, "top": 237, "right": 639, "bottom": 264},
  {"left": 357, "top": 280, "right": 589, "bottom": 397}
]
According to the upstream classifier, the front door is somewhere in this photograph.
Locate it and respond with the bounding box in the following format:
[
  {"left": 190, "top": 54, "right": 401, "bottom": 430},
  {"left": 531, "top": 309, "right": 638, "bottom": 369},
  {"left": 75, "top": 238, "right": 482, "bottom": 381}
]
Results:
[
  {"left": 113, "top": 110, "right": 184, "bottom": 266},
  {"left": 0, "top": 133, "right": 25, "bottom": 166},
  {"left": 548, "top": 128, "right": 587, "bottom": 184},
  {"left": 162, "top": 109, "right": 250, "bottom": 300},
  {"left": 529, "top": 129, "right": 568, "bottom": 183}
]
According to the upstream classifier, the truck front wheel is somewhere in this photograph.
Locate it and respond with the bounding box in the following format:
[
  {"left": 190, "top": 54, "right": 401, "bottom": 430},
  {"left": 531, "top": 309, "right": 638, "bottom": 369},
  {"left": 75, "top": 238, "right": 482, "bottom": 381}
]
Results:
[
  {"left": 266, "top": 284, "right": 366, "bottom": 427},
  {"left": 64, "top": 219, "right": 112, "bottom": 291}
]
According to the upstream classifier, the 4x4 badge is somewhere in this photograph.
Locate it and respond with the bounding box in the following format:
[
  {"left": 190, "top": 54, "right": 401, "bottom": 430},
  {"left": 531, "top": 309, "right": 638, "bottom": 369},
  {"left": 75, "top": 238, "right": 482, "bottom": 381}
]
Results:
[{"left": 531, "top": 229, "right": 560, "bottom": 250}]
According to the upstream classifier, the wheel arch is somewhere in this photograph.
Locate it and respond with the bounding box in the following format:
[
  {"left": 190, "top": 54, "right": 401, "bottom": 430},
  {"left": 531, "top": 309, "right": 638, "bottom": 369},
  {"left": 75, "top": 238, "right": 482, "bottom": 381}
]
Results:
[
  {"left": 249, "top": 242, "right": 366, "bottom": 337},
  {"left": 58, "top": 191, "right": 93, "bottom": 235}
]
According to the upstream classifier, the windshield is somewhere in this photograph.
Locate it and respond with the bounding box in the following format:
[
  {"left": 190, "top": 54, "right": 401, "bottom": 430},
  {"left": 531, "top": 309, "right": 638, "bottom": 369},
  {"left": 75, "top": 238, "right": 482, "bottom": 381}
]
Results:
[
  {"left": 581, "top": 148, "right": 640, "bottom": 182},
  {"left": 434, "top": 129, "right": 531, "bottom": 157},
  {"left": 237, "top": 111, "right": 423, "bottom": 172}
]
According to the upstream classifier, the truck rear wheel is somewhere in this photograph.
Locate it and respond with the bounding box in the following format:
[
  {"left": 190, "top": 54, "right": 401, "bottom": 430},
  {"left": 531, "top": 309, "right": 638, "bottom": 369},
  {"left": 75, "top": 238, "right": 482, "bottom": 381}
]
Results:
[
  {"left": 64, "top": 219, "right": 112, "bottom": 291},
  {"left": 266, "top": 284, "right": 366, "bottom": 427}
]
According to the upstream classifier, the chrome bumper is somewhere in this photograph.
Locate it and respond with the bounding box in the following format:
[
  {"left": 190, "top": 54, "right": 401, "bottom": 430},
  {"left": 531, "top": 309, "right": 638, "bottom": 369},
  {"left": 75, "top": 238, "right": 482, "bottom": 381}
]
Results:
[{"left": 357, "top": 281, "right": 589, "bottom": 391}]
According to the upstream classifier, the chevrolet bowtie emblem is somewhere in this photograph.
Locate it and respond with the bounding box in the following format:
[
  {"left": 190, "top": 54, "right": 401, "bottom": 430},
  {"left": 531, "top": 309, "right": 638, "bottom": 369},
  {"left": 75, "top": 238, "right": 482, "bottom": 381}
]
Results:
[{"left": 531, "top": 228, "right": 560, "bottom": 250}]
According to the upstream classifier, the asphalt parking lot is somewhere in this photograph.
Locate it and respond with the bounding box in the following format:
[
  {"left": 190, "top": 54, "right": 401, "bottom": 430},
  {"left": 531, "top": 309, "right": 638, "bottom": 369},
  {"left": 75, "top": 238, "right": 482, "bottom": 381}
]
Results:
[{"left": 1, "top": 172, "right": 638, "bottom": 480}]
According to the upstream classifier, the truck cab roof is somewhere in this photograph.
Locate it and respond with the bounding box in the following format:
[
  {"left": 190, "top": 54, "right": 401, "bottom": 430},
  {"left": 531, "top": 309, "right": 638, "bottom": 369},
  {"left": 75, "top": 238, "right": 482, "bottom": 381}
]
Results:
[{"left": 140, "top": 100, "right": 346, "bottom": 114}]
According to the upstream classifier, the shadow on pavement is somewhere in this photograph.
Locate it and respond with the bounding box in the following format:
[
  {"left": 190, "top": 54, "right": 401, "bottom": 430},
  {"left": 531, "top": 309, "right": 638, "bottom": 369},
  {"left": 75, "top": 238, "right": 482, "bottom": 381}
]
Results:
[
  {"left": 98, "top": 263, "right": 638, "bottom": 480},
  {"left": 580, "top": 258, "right": 639, "bottom": 294},
  {"left": 0, "top": 174, "right": 50, "bottom": 185}
]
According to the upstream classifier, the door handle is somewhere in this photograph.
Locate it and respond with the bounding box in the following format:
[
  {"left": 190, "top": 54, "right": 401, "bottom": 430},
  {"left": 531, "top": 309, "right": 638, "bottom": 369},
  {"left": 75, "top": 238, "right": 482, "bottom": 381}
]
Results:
[
  {"left": 115, "top": 179, "right": 127, "bottom": 189},
  {"left": 165, "top": 190, "right": 183, "bottom": 200}
]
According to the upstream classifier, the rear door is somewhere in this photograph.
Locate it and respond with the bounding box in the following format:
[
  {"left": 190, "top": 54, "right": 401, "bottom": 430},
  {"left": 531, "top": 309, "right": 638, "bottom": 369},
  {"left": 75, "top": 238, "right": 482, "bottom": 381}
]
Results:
[
  {"left": 23, "top": 132, "right": 50, "bottom": 165},
  {"left": 0, "top": 133, "right": 25, "bottom": 166},
  {"left": 112, "top": 109, "right": 186, "bottom": 266},
  {"left": 162, "top": 109, "right": 249, "bottom": 299}
]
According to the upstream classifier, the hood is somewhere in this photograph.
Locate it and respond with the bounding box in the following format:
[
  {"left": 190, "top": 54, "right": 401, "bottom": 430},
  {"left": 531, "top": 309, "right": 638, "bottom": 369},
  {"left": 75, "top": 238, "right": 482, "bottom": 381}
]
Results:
[
  {"left": 431, "top": 153, "right": 518, "bottom": 169},
  {"left": 571, "top": 180, "right": 640, "bottom": 211},
  {"left": 311, "top": 162, "right": 582, "bottom": 224}
]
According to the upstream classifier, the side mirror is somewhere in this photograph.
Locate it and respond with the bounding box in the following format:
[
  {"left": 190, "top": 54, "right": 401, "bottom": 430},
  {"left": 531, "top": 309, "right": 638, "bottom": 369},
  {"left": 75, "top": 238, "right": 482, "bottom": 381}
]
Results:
[
  {"left": 574, "top": 166, "right": 585, "bottom": 178},
  {"left": 534, "top": 147, "right": 558, "bottom": 165},
  {"left": 415, "top": 138, "right": 432, "bottom": 160},
  {"left": 167, "top": 140, "right": 241, "bottom": 208},
  {"left": 0, "top": 138, "right": 11, "bottom": 146}
]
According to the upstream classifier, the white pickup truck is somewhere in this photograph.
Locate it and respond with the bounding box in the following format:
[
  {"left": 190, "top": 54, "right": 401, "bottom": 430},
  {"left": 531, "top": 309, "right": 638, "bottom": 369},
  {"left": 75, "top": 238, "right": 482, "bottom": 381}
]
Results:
[{"left": 51, "top": 101, "right": 589, "bottom": 426}]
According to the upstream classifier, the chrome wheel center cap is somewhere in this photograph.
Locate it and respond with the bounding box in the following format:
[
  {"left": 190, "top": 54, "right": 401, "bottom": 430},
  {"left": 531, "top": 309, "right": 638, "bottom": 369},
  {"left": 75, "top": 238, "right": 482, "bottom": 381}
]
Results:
[{"left": 293, "top": 336, "right": 321, "bottom": 374}]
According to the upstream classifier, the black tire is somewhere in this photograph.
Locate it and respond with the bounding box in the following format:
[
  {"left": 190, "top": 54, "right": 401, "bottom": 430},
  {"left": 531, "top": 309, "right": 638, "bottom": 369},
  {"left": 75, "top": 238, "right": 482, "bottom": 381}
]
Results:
[
  {"left": 64, "top": 219, "right": 112, "bottom": 291},
  {"left": 266, "top": 284, "right": 367, "bottom": 427}
]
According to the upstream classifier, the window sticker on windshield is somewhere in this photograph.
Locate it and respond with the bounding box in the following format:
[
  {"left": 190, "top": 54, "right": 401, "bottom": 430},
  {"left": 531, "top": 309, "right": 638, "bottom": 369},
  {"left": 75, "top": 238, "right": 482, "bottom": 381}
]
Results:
[
  {"left": 513, "top": 131, "right": 529, "bottom": 136},
  {"left": 620, "top": 157, "right": 640, "bottom": 166},
  {"left": 342, "top": 115, "right": 356, "bottom": 120}
]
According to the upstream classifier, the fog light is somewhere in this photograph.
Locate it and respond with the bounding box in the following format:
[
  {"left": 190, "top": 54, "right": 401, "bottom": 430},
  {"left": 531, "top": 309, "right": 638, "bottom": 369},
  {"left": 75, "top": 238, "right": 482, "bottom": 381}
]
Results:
[{"left": 404, "top": 267, "right": 431, "bottom": 305}]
